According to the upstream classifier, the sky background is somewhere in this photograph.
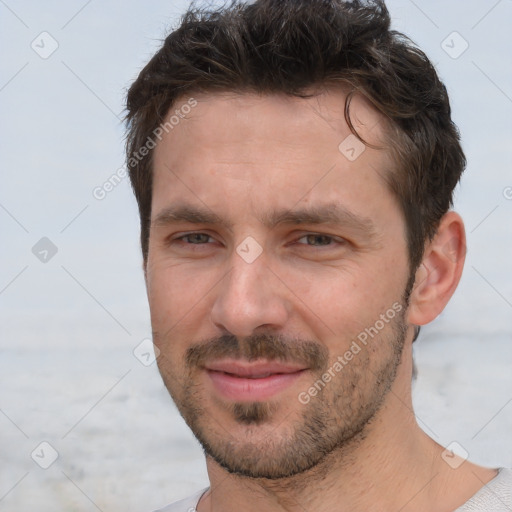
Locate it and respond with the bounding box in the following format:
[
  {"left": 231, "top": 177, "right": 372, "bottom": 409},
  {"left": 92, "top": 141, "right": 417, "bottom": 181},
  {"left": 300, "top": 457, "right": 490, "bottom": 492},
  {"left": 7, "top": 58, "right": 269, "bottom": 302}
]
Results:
[{"left": 1, "top": 1, "right": 511, "bottom": 511}]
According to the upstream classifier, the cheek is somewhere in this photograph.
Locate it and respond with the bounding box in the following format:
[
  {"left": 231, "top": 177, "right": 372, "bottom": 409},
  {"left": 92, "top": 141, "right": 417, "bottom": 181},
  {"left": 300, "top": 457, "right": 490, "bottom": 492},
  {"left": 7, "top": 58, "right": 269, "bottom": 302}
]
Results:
[
  {"left": 275, "top": 257, "right": 404, "bottom": 337},
  {"left": 146, "top": 261, "right": 220, "bottom": 337},
  {"left": 147, "top": 264, "right": 192, "bottom": 327}
]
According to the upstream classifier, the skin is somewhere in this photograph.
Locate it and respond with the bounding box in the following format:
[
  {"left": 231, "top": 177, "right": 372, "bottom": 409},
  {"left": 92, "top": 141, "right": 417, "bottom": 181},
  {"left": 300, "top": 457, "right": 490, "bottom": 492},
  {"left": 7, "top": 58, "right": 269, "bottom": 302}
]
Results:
[{"left": 146, "top": 89, "right": 496, "bottom": 512}]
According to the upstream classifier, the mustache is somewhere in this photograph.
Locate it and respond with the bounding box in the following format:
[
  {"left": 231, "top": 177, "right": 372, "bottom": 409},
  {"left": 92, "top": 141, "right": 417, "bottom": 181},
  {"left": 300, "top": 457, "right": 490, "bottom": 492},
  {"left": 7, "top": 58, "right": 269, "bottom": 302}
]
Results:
[{"left": 186, "top": 333, "right": 329, "bottom": 371}]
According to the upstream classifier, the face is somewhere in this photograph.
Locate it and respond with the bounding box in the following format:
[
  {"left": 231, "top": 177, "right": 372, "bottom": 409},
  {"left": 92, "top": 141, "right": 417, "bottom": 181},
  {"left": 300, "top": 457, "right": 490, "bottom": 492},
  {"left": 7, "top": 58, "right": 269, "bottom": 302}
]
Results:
[{"left": 146, "top": 90, "right": 413, "bottom": 479}]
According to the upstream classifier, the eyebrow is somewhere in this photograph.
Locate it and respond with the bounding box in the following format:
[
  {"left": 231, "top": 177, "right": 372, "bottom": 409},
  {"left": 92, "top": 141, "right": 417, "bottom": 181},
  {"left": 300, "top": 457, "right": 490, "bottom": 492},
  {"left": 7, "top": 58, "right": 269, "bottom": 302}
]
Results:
[
  {"left": 152, "top": 205, "right": 230, "bottom": 229},
  {"left": 152, "top": 202, "right": 377, "bottom": 238},
  {"left": 261, "top": 204, "right": 377, "bottom": 237}
]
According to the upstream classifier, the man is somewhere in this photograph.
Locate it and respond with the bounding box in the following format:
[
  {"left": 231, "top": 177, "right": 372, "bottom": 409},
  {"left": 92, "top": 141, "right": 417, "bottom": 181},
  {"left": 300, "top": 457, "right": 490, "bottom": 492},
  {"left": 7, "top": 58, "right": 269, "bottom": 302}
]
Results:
[{"left": 125, "top": 1, "right": 511, "bottom": 510}]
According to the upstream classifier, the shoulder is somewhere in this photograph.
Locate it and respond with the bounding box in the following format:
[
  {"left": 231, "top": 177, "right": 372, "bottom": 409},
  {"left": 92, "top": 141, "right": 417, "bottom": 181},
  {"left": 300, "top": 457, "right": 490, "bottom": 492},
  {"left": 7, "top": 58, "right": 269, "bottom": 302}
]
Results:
[
  {"left": 151, "top": 488, "right": 209, "bottom": 512},
  {"left": 455, "top": 468, "right": 512, "bottom": 511}
]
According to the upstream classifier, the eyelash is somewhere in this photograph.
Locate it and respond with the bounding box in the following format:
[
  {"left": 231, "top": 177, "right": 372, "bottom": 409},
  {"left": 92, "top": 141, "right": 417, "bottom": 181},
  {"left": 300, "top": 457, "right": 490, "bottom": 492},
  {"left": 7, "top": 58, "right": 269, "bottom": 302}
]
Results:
[
  {"left": 175, "top": 233, "right": 215, "bottom": 245},
  {"left": 295, "top": 234, "right": 344, "bottom": 247}
]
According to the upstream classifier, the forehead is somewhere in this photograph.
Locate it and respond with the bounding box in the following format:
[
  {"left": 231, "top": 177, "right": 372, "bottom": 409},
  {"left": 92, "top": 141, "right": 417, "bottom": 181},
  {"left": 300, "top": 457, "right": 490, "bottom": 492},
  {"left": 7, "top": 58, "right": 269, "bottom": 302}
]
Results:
[
  {"left": 151, "top": 89, "right": 397, "bottom": 224},
  {"left": 160, "top": 89, "right": 386, "bottom": 156}
]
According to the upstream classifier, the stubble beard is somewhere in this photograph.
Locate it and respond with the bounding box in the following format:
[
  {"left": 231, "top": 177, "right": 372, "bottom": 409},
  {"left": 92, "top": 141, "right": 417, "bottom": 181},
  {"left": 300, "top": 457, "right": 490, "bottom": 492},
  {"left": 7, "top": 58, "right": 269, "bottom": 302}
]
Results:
[{"left": 157, "top": 306, "right": 408, "bottom": 481}]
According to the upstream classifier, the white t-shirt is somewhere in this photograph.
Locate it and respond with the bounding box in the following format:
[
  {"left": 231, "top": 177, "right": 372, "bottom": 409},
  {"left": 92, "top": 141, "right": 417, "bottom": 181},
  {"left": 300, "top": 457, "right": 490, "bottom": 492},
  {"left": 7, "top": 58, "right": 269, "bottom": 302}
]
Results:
[{"left": 153, "top": 468, "right": 512, "bottom": 512}]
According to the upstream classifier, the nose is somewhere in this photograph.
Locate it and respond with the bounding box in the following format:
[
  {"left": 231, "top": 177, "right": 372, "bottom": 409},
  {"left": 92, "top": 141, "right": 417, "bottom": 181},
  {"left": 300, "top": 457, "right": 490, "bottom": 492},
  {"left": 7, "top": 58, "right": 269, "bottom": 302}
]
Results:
[{"left": 210, "top": 254, "right": 290, "bottom": 337}]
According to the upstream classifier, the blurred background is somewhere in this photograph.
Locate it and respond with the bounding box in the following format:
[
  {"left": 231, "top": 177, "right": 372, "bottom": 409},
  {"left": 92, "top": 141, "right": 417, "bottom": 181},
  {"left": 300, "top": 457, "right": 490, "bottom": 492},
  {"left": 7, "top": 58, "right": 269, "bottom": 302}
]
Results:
[{"left": 1, "top": 0, "right": 511, "bottom": 510}]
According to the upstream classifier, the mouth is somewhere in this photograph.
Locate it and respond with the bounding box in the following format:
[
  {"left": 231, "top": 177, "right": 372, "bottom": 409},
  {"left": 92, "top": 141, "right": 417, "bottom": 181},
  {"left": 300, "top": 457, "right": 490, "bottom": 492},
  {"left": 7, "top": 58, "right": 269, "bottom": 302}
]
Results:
[{"left": 204, "top": 360, "right": 308, "bottom": 402}]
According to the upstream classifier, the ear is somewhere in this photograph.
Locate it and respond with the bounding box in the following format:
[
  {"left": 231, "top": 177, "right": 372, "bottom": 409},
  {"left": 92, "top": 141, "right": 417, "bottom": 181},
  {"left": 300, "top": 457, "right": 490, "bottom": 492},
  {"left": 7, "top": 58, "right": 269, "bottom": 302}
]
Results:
[{"left": 407, "top": 211, "right": 466, "bottom": 326}]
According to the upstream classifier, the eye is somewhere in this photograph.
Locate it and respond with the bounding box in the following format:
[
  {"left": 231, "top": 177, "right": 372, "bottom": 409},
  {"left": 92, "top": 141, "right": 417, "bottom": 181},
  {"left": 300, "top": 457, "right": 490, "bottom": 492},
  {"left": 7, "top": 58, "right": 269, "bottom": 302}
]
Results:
[
  {"left": 296, "top": 234, "right": 342, "bottom": 247},
  {"left": 176, "top": 232, "right": 214, "bottom": 244}
]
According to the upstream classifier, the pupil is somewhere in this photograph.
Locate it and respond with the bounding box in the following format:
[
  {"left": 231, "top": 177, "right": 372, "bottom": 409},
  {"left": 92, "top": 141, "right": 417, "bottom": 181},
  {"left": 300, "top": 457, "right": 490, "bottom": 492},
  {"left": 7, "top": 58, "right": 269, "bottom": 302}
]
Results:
[
  {"left": 309, "top": 235, "right": 330, "bottom": 245},
  {"left": 191, "top": 234, "right": 208, "bottom": 243}
]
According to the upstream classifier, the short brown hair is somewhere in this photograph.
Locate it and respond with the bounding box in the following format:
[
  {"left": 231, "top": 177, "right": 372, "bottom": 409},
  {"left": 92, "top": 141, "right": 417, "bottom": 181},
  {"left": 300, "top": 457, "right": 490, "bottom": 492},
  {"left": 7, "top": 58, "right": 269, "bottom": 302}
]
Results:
[{"left": 125, "top": 0, "right": 466, "bottom": 271}]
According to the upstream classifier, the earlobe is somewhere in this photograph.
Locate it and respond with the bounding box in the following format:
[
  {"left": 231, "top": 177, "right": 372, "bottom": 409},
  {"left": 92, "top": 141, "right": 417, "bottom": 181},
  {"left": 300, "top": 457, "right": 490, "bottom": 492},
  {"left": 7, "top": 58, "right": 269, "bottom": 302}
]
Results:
[{"left": 407, "top": 211, "right": 466, "bottom": 326}]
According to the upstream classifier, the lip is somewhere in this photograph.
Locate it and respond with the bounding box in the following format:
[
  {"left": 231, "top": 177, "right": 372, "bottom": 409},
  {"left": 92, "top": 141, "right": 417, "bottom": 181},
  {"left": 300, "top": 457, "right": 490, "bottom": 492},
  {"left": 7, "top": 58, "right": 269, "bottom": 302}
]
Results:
[{"left": 204, "top": 360, "right": 307, "bottom": 402}]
